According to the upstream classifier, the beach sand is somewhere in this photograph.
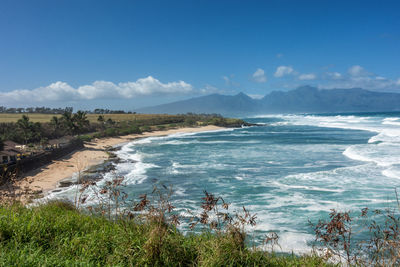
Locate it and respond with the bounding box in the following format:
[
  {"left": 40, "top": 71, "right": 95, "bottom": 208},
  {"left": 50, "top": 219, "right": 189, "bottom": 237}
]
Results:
[{"left": 13, "top": 125, "right": 224, "bottom": 199}]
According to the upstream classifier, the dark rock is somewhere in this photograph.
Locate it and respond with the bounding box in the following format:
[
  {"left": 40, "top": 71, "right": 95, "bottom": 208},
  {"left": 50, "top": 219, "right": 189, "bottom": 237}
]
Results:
[
  {"left": 78, "top": 173, "right": 103, "bottom": 183},
  {"left": 33, "top": 189, "right": 43, "bottom": 194},
  {"left": 59, "top": 180, "right": 74, "bottom": 187}
]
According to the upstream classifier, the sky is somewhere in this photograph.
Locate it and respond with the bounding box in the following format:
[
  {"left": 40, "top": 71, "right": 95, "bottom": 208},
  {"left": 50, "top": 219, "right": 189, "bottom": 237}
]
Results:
[{"left": 0, "top": 0, "right": 400, "bottom": 110}]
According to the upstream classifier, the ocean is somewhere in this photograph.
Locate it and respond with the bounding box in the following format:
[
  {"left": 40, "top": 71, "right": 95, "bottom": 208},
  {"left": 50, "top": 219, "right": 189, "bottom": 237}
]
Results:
[{"left": 47, "top": 112, "right": 400, "bottom": 253}]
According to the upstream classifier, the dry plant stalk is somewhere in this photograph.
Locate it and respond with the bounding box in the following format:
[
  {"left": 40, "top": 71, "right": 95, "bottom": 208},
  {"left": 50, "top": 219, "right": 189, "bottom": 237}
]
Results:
[{"left": 311, "top": 204, "right": 400, "bottom": 266}]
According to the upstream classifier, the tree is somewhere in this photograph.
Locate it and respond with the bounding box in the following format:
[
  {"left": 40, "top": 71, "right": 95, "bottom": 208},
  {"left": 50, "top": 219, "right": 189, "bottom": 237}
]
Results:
[
  {"left": 50, "top": 116, "right": 62, "bottom": 136},
  {"left": 0, "top": 137, "right": 4, "bottom": 151},
  {"left": 106, "top": 118, "right": 115, "bottom": 127},
  {"left": 97, "top": 115, "right": 105, "bottom": 133},
  {"left": 16, "top": 115, "right": 40, "bottom": 144},
  {"left": 61, "top": 111, "right": 76, "bottom": 135},
  {"left": 97, "top": 115, "right": 105, "bottom": 124},
  {"left": 17, "top": 115, "right": 33, "bottom": 144},
  {"left": 73, "top": 111, "right": 90, "bottom": 134}
]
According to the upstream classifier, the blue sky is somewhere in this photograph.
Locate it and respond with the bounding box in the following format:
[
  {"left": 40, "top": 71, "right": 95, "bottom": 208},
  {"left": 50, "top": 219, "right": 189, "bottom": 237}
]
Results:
[{"left": 0, "top": 0, "right": 399, "bottom": 110}]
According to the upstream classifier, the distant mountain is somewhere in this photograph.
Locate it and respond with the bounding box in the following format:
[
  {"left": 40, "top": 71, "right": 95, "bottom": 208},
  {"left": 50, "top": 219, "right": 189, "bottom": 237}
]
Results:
[
  {"left": 138, "top": 92, "right": 259, "bottom": 115},
  {"left": 260, "top": 86, "right": 400, "bottom": 113},
  {"left": 137, "top": 86, "right": 400, "bottom": 115}
]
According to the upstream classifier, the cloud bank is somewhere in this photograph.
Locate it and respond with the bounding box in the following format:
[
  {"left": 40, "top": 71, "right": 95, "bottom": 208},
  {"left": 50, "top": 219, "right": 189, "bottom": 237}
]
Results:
[{"left": 0, "top": 76, "right": 194, "bottom": 105}]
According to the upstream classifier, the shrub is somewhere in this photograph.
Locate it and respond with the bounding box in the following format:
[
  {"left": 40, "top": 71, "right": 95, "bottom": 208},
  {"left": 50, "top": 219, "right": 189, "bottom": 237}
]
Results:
[
  {"left": 104, "top": 128, "right": 118, "bottom": 137},
  {"left": 184, "top": 117, "right": 196, "bottom": 126},
  {"left": 140, "top": 125, "right": 151, "bottom": 132},
  {"left": 168, "top": 123, "right": 177, "bottom": 128},
  {"left": 129, "top": 125, "right": 141, "bottom": 134},
  {"left": 91, "top": 132, "right": 103, "bottom": 139},
  {"left": 78, "top": 135, "right": 92, "bottom": 142}
]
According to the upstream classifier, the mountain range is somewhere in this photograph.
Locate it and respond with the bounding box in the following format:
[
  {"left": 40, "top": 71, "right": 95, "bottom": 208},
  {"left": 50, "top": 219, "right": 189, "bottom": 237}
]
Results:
[{"left": 137, "top": 86, "right": 400, "bottom": 115}]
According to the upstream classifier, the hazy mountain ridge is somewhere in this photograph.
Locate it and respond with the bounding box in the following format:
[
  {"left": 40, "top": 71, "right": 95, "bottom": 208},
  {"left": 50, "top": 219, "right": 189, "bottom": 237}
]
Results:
[
  {"left": 138, "top": 92, "right": 260, "bottom": 115},
  {"left": 138, "top": 86, "right": 400, "bottom": 115}
]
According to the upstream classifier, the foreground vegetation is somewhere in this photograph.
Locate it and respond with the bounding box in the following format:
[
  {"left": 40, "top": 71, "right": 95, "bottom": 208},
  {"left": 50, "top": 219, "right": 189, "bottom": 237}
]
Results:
[
  {"left": 0, "top": 201, "right": 328, "bottom": 266},
  {"left": 1, "top": 174, "right": 400, "bottom": 266}
]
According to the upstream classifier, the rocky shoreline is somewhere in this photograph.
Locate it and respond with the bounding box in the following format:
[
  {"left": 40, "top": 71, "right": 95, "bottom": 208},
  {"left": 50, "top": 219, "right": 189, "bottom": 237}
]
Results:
[{"left": 54, "top": 146, "right": 126, "bottom": 190}]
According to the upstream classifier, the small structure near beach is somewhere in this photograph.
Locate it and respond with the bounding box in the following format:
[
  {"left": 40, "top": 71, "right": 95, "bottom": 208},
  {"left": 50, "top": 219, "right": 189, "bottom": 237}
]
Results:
[
  {"left": 48, "top": 136, "right": 75, "bottom": 149},
  {"left": 1, "top": 141, "right": 26, "bottom": 164},
  {"left": 0, "top": 150, "right": 19, "bottom": 164}
]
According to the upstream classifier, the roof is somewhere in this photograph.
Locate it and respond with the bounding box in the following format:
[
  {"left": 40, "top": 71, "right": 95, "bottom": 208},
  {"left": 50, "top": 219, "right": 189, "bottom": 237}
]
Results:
[
  {"left": 3, "top": 140, "right": 21, "bottom": 148},
  {"left": 2, "top": 140, "right": 23, "bottom": 154}
]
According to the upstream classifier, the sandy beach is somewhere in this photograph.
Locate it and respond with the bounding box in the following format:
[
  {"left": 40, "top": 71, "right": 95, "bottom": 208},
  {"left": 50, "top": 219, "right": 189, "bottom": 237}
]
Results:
[{"left": 13, "top": 125, "right": 224, "bottom": 198}]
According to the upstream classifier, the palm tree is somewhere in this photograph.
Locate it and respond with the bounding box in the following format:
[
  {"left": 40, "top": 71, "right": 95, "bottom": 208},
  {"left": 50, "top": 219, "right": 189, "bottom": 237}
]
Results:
[
  {"left": 61, "top": 111, "right": 76, "bottom": 135},
  {"left": 73, "top": 111, "right": 90, "bottom": 134},
  {"left": 17, "top": 115, "right": 35, "bottom": 144},
  {"left": 50, "top": 116, "right": 62, "bottom": 136},
  {"left": 97, "top": 115, "right": 105, "bottom": 133}
]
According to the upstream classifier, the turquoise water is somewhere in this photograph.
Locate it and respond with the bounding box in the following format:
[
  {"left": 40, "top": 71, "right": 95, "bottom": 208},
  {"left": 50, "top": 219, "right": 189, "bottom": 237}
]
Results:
[{"left": 49, "top": 112, "right": 400, "bottom": 252}]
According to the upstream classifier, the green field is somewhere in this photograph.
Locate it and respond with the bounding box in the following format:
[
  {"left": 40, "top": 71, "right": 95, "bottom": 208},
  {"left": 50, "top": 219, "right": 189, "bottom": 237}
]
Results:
[{"left": 0, "top": 113, "right": 181, "bottom": 123}]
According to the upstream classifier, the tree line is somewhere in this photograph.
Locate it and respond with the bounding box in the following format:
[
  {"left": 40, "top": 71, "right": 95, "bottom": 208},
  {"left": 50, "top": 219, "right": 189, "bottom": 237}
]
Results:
[
  {"left": 0, "top": 111, "right": 93, "bottom": 145},
  {"left": 0, "top": 106, "right": 73, "bottom": 114},
  {"left": 0, "top": 106, "right": 135, "bottom": 114},
  {"left": 0, "top": 112, "right": 247, "bottom": 148}
]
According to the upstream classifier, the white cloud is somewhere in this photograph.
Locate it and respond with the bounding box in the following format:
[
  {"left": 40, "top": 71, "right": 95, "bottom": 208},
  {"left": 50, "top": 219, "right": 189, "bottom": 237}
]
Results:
[
  {"left": 298, "top": 73, "right": 316, "bottom": 80},
  {"left": 248, "top": 94, "right": 264, "bottom": 99},
  {"left": 222, "top": 74, "right": 240, "bottom": 87},
  {"left": 200, "top": 84, "right": 221, "bottom": 94},
  {"left": 325, "top": 72, "right": 342, "bottom": 80},
  {"left": 348, "top": 65, "right": 370, "bottom": 77},
  {"left": 396, "top": 78, "right": 400, "bottom": 86},
  {"left": 0, "top": 76, "right": 194, "bottom": 105},
  {"left": 252, "top": 68, "right": 267, "bottom": 83},
  {"left": 222, "top": 76, "right": 230, "bottom": 84},
  {"left": 274, "top": 66, "right": 294, "bottom": 77},
  {"left": 276, "top": 53, "right": 283, "bottom": 58}
]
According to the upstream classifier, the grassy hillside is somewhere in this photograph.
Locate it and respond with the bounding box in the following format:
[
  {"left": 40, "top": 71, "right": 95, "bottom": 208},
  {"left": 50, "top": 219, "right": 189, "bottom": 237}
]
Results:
[{"left": 0, "top": 202, "right": 330, "bottom": 266}]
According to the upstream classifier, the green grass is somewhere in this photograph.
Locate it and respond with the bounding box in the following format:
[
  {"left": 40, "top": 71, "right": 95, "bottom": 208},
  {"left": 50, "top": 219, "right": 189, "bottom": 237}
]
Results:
[
  {"left": 0, "top": 202, "right": 331, "bottom": 266},
  {"left": 0, "top": 113, "right": 63, "bottom": 123}
]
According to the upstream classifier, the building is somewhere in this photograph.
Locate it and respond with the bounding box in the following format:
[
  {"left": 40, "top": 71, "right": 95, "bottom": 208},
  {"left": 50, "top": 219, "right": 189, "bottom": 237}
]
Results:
[
  {"left": 1, "top": 141, "right": 26, "bottom": 164},
  {"left": 0, "top": 150, "right": 19, "bottom": 164}
]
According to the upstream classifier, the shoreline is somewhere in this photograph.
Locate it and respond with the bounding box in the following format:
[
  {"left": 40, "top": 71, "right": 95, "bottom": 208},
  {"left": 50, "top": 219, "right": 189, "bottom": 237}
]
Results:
[{"left": 12, "top": 125, "right": 225, "bottom": 201}]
